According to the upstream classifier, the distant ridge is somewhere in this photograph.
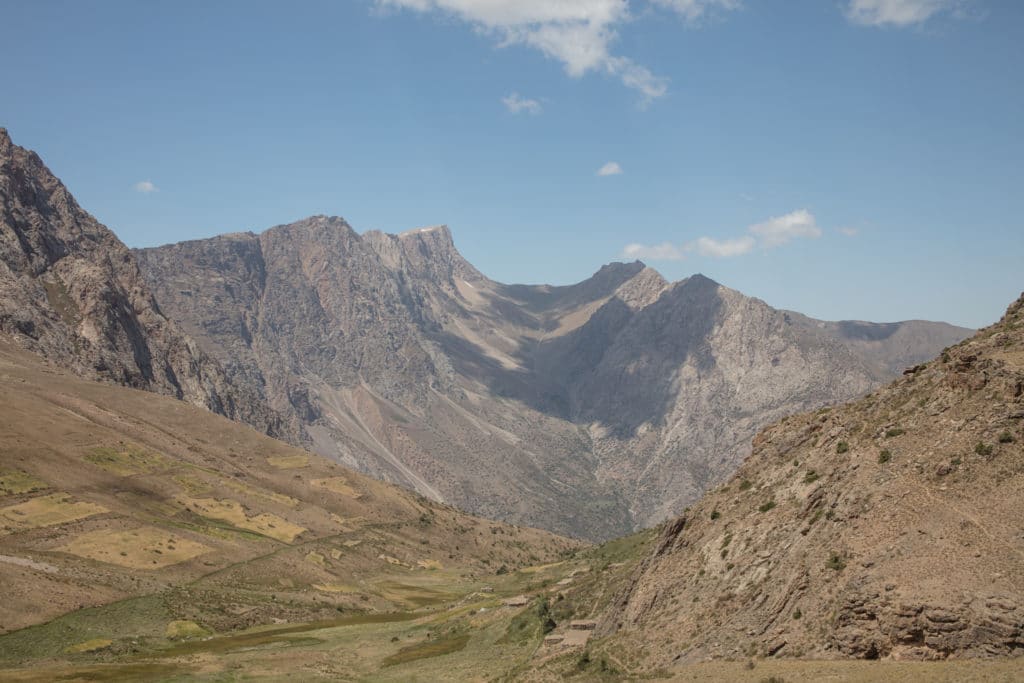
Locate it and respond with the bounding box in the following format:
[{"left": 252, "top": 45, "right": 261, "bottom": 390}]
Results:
[{"left": 135, "top": 211, "right": 972, "bottom": 538}]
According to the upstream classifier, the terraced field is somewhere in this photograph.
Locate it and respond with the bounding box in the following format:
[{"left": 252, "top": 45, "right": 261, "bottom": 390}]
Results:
[{"left": 0, "top": 341, "right": 579, "bottom": 675}]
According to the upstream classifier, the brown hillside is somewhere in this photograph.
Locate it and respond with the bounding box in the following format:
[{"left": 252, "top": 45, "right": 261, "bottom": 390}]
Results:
[
  {"left": 0, "top": 339, "right": 576, "bottom": 647},
  {"left": 595, "top": 293, "right": 1024, "bottom": 668}
]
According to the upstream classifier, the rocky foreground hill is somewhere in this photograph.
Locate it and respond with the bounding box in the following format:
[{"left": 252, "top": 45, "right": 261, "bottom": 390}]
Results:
[
  {"left": 584, "top": 293, "right": 1024, "bottom": 668},
  {"left": 136, "top": 218, "right": 970, "bottom": 538}
]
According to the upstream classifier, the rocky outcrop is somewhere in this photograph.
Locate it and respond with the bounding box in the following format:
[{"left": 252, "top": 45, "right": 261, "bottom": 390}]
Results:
[
  {"left": 0, "top": 128, "right": 290, "bottom": 439},
  {"left": 596, "top": 293, "right": 1024, "bottom": 665}
]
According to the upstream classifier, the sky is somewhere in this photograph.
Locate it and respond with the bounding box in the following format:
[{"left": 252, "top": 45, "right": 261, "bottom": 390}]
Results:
[{"left": 2, "top": 0, "right": 1022, "bottom": 328}]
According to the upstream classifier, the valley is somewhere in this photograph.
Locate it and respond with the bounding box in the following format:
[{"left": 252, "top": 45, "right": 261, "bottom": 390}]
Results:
[{"left": 0, "top": 126, "right": 1019, "bottom": 680}]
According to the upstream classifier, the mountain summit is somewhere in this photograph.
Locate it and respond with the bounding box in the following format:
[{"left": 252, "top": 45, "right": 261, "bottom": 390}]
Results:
[{"left": 0, "top": 128, "right": 288, "bottom": 439}]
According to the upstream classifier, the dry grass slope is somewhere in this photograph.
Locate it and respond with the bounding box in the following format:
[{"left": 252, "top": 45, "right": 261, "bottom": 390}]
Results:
[{"left": 577, "top": 293, "right": 1024, "bottom": 673}]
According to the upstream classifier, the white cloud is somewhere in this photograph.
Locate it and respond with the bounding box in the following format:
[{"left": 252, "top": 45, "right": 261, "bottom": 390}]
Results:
[
  {"left": 692, "top": 235, "right": 755, "bottom": 258},
  {"left": 749, "top": 209, "right": 822, "bottom": 247},
  {"left": 838, "top": 226, "right": 859, "bottom": 237},
  {"left": 844, "top": 0, "right": 966, "bottom": 27},
  {"left": 133, "top": 180, "right": 158, "bottom": 193},
  {"left": 622, "top": 241, "right": 686, "bottom": 261},
  {"left": 650, "top": 0, "right": 742, "bottom": 22},
  {"left": 502, "top": 92, "right": 542, "bottom": 114},
  {"left": 374, "top": 0, "right": 668, "bottom": 101},
  {"left": 618, "top": 208, "right": 823, "bottom": 261},
  {"left": 597, "top": 161, "right": 624, "bottom": 176}
]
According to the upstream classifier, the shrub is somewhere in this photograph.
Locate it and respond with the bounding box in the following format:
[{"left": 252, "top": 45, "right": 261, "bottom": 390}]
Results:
[
  {"left": 999, "top": 431, "right": 1015, "bottom": 444},
  {"left": 803, "top": 470, "right": 819, "bottom": 484},
  {"left": 710, "top": 509, "right": 721, "bottom": 521},
  {"left": 826, "top": 553, "right": 846, "bottom": 571},
  {"left": 792, "top": 608, "right": 802, "bottom": 620},
  {"left": 975, "top": 442, "right": 993, "bottom": 457},
  {"left": 885, "top": 428, "right": 905, "bottom": 438},
  {"left": 836, "top": 441, "right": 850, "bottom": 454},
  {"left": 878, "top": 450, "right": 892, "bottom": 464},
  {"left": 758, "top": 501, "right": 777, "bottom": 513},
  {"left": 739, "top": 479, "right": 753, "bottom": 491}
]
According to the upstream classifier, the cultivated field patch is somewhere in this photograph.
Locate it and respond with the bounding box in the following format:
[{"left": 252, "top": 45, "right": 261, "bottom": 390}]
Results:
[
  {"left": 312, "top": 477, "right": 363, "bottom": 499},
  {"left": 518, "top": 561, "right": 565, "bottom": 574},
  {"left": 84, "top": 446, "right": 173, "bottom": 477},
  {"left": 266, "top": 454, "right": 308, "bottom": 469},
  {"left": 64, "top": 638, "right": 112, "bottom": 654},
  {"left": 59, "top": 527, "right": 209, "bottom": 569},
  {"left": 177, "top": 497, "right": 305, "bottom": 543},
  {"left": 0, "top": 493, "right": 107, "bottom": 535},
  {"left": 312, "top": 583, "right": 358, "bottom": 593},
  {"left": 374, "top": 580, "right": 458, "bottom": 607},
  {"left": 172, "top": 474, "right": 212, "bottom": 496},
  {"left": 165, "top": 620, "right": 210, "bottom": 640},
  {"left": 222, "top": 479, "right": 300, "bottom": 508},
  {"left": 0, "top": 470, "right": 48, "bottom": 496}
]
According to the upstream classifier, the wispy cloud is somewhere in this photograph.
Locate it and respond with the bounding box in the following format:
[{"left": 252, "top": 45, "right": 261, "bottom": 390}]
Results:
[
  {"left": 374, "top": 0, "right": 669, "bottom": 102},
  {"left": 843, "top": 0, "right": 970, "bottom": 27},
  {"left": 692, "top": 235, "right": 756, "bottom": 258},
  {"left": 502, "top": 92, "right": 542, "bottom": 114},
  {"left": 133, "top": 180, "right": 158, "bottom": 194},
  {"left": 748, "top": 209, "right": 822, "bottom": 247},
  {"left": 619, "top": 209, "right": 823, "bottom": 261},
  {"left": 597, "top": 161, "right": 624, "bottom": 176},
  {"left": 838, "top": 226, "right": 859, "bottom": 237},
  {"left": 649, "top": 0, "right": 742, "bottom": 23},
  {"left": 622, "top": 241, "right": 686, "bottom": 261}
]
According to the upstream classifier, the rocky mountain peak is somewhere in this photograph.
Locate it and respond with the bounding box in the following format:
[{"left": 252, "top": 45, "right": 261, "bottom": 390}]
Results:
[
  {"left": 0, "top": 129, "right": 291, "bottom": 440},
  {"left": 364, "top": 223, "right": 485, "bottom": 287}
]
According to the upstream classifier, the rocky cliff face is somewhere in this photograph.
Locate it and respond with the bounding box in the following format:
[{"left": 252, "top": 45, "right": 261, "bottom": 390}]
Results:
[
  {"left": 0, "top": 128, "right": 289, "bottom": 439},
  {"left": 136, "top": 211, "right": 971, "bottom": 539},
  {"left": 597, "top": 293, "right": 1024, "bottom": 665}
]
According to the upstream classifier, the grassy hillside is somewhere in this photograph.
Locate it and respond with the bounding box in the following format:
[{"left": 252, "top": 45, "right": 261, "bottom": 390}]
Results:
[{"left": 0, "top": 339, "right": 585, "bottom": 678}]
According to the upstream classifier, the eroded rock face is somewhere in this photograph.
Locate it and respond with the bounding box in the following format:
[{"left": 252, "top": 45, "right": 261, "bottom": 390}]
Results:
[
  {"left": 835, "top": 593, "right": 1024, "bottom": 660},
  {"left": 597, "top": 294, "right": 1024, "bottom": 665},
  {"left": 0, "top": 128, "right": 290, "bottom": 439}
]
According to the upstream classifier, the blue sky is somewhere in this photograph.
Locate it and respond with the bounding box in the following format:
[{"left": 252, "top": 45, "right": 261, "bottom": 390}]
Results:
[{"left": 2, "top": 0, "right": 1021, "bottom": 328}]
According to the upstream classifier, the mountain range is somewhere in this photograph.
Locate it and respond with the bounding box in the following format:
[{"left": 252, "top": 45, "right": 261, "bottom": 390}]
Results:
[
  {"left": 134, "top": 218, "right": 969, "bottom": 539},
  {"left": 0, "top": 127, "right": 971, "bottom": 539}
]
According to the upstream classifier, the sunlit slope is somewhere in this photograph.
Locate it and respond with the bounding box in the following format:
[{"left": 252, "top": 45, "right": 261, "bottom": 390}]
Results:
[{"left": 0, "top": 339, "right": 577, "bottom": 645}]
